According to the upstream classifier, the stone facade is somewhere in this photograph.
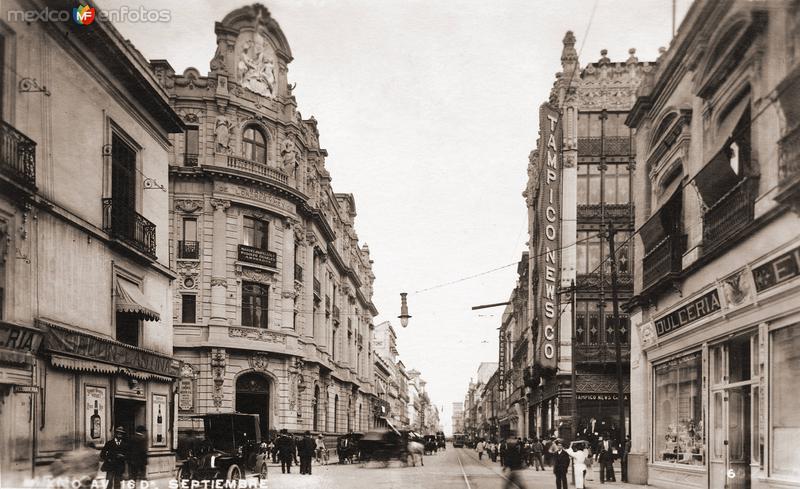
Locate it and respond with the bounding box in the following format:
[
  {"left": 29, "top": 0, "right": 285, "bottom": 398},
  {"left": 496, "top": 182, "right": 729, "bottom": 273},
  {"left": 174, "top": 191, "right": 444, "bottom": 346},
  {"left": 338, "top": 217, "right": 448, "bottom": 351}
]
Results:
[
  {"left": 0, "top": 0, "right": 184, "bottom": 485},
  {"left": 626, "top": 1, "right": 800, "bottom": 488},
  {"left": 158, "top": 4, "right": 379, "bottom": 439}
]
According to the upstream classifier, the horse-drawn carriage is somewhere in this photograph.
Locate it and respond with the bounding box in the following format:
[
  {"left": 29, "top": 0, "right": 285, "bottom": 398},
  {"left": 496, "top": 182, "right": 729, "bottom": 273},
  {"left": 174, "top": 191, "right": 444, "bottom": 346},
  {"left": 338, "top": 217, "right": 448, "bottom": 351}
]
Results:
[
  {"left": 336, "top": 432, "right": 363, "bottom": 464},
  {"left": 359, "top": 429, "right": 425, "bottom": 466},
  {"left": 423, "top": 435, "right": 439, "bottom": 455}
]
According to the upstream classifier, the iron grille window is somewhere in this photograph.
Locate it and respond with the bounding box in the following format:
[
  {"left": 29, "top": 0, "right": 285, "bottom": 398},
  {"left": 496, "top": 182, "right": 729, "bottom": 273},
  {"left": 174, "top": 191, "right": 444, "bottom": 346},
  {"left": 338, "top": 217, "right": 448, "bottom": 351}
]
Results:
[
  {"left": 115, "top": 311, "right": 140, "bottom": 347},
  {"left": 243, "top": 217, "right": 269, "bottom": 251},
  {"left": 242, "top": 282, "right": 268, "bottom": 328},
  {"left": 181, "top": 294, "right": 196, "bottom": 324}
]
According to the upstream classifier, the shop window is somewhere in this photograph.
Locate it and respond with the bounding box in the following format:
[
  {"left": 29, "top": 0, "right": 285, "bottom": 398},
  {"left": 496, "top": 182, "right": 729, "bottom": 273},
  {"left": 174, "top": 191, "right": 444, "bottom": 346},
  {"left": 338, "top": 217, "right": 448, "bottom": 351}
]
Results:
[
  {"left": 771, "top": 324, "right": 800, "bottom": 477},
  {"left": 181, "top": 294, "right": 196, "bottom": 324},
  {"left": 115, "top": 311, "right": 140, "bottom": 346},
  {"left": 241, "top": 282, "right": 268, "bottom": 328},
  {"left": 653, "top": 352, "right": 704, "bottom": 465},
  {"left": 242, "top": 125, "right": 267, "bottom": 164},
  {"left": 243, "top": 216, "right": 268, "bottom": 251}
]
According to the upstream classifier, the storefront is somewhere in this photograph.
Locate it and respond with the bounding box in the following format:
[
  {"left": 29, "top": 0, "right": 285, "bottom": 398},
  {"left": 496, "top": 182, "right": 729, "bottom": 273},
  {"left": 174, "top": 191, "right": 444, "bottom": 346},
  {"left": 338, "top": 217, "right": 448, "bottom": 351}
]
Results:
[
  {"left": 634, "top": 239, "right": 800, "bottom": 489},
  {"left": 0, "top": 321, "right": 43, "bottom": 488},
  {"left": 36, "top": 320, "right": 181, "bottom": 479}
]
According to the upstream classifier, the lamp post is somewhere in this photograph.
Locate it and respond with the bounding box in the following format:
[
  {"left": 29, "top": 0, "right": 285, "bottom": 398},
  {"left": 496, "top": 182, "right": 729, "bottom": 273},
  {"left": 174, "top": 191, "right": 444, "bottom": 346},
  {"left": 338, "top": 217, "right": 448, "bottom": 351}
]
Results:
[{"left": 398, "top": 292, "right": 411, "bottom": 327}]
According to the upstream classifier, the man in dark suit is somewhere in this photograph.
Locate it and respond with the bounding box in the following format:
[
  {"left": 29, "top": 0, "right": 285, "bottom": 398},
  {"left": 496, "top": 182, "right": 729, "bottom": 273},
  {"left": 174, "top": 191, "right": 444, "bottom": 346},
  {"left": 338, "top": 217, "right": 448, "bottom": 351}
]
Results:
[
  {"left": 502, "top": 437, "right": 526, "bottom": 489},
  {"left": 100, "top": 427, "right": 128, "bottom": 489},
  {"left": 598, "top": 436, "right": 617, "bottom": 483},
  {"left": 275, "top": 429, "right": 296, "bottom": 474},
  {"left": 552, "top": 440, "right": 571, "bottom": 489},
  {"left": 298, "top": 431, "right": 316, "bottom": 475}
]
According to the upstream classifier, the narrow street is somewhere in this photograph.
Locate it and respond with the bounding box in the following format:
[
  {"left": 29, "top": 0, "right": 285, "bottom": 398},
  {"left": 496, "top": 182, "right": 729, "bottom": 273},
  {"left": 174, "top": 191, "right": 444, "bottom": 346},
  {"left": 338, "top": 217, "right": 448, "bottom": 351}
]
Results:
[{"left": 259, "top": 447, "right": 647, "bottom": 489}]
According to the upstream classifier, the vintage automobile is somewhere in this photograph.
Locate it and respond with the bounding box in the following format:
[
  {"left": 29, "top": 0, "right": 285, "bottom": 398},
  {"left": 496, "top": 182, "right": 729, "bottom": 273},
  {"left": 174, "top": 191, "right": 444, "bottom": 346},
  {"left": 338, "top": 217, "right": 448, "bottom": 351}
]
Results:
[
  {"left": 423, "top": 435, "right": 438, "bottom": 455},
  {"left": 359, "top": 429, "right": 426, "bottom": 466},
  {"left": 176, "top": 413, "right": 269, "bottom": 482}
]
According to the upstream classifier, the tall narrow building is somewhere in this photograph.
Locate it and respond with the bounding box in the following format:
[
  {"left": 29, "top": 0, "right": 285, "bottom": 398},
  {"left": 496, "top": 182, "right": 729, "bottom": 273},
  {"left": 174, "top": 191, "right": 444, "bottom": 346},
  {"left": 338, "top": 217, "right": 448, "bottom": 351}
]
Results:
[{"left": 524, "top": 32, "right": 654, "bottom": 440}]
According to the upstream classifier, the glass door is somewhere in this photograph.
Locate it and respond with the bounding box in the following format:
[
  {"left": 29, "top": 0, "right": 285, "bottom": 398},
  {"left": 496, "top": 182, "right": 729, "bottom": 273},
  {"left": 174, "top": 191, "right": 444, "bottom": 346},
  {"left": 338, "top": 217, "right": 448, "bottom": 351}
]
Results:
[{"left": 709, "top": 334, "right": 756, "bottom": 489}]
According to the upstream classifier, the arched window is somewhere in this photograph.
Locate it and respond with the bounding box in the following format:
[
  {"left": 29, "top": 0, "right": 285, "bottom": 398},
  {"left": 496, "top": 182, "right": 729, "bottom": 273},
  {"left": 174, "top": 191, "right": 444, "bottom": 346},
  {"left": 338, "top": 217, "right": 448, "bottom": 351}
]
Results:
[{"left": 242, "top": 125, "right": 267, "bottom": 164}]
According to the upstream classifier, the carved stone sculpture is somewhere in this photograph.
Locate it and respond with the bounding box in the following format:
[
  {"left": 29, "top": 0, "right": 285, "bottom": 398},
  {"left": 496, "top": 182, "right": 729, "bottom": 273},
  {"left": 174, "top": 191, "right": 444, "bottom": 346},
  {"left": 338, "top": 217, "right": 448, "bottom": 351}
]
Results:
[
  {"left": 238, "top": 36, "right": 276, "bottom": 99},
  {"left": 214, "top": 116, "right": 231, "bottom": 153}
]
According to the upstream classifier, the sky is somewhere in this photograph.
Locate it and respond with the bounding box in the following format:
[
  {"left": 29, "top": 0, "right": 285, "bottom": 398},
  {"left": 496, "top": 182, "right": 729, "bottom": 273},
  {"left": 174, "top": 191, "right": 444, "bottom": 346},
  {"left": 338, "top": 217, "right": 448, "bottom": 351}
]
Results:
[{"left": 102, "top": 0, "right": 691, "bottom": 435}]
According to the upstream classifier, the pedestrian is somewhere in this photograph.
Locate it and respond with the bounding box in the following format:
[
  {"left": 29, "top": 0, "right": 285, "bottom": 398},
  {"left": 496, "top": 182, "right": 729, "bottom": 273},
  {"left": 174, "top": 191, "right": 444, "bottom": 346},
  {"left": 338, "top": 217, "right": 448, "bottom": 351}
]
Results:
[
  {"left": 476, "top": 439, "right": 486, "bottom": 460},
  {"left": 268, "top": 439, "right": 277, "bottom": 463},
  {"left": 565, "top": 441, "right": 590, "bottom": 489},
  {"left": 598, "top": 436, "right": 617, "bottom": 483},
  {"left": 523, "top": 439, "right": 533, "bottom": 467},
  {"left": 621, "top": 435, "right": 631, "bottom": 482},
  {"left": 315, "top": 434, "right": 327, "bottom": 464},
  {"left": 100, "top": 427, "right": 128, "bottom": 489},
  {"left": 293, "top": 435, "right": 301, "bottom": 465},
  {"left": 128, "top": 426, "right": 148, "bottom": 484},
  {"left": 499, "top": 439, "right": 508, "bottom": 467},
  {"left": 531, "top": 437, "right": 545, "bottom": 471},
  {"left": 545, "top": 436, "right": 557, "bottom": 467},
  {"left": 552, "top": 440, "right": 571, "bottom": 489},
  {"left": 502, "top": 437, "right": 527, "bottom": 489},
  {"left": 298, "top": 431, "right": 315, "bottom": 475},
  {"left": 276, "top": 429, "right": 296, "bottom": 474}
]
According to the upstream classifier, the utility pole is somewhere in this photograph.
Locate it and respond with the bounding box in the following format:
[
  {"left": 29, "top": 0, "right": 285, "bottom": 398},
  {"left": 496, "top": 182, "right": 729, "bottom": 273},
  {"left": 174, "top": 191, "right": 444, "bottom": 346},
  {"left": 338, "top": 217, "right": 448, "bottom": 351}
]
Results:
[{"left": 606, "top": 223, "right": 626, "bottom": 447}]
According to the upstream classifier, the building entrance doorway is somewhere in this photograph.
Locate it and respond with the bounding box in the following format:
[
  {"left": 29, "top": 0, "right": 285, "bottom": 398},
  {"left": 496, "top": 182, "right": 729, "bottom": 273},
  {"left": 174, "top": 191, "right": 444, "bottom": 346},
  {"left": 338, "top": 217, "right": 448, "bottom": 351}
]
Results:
[
  {"left": 709, "top": 333, "right": 757, "bottom": 489},
  {"left": 114, "top": 398, "right": 145, "bottom": 438},
  {"left": 236, "top": 373, "right": 270, "bottom": 439}
]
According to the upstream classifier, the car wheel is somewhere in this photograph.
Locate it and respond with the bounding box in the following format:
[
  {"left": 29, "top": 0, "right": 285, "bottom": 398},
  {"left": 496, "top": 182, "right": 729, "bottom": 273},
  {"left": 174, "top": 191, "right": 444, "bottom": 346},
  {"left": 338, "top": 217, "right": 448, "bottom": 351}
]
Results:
[
  {"left": 259, "top": 462, "right": 268, "bottom": 480},
  {"left": 226, "top": 464, "right": 242, "bottom": 481},
  {"left": 176, "top": 466, "right": 191, "bottom": 482}
]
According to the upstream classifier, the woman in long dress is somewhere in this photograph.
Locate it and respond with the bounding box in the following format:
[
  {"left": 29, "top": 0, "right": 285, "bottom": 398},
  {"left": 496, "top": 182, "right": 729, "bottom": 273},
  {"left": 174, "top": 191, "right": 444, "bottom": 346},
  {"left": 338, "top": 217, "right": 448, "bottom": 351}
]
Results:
[{"left": 565, "top": 441, "right": 590, "bottom": 489}]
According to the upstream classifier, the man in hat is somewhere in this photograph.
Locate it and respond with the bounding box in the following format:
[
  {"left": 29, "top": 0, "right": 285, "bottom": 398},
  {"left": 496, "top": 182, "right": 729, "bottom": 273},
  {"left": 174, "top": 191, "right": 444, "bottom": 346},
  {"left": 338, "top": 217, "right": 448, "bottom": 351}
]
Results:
[
  {"left": 552, "top": 439, "right": 571, "bottom": 489},
  {"left": 128, "top": 426, "right": 148, "bottom": 483},
  {"left": 275, "top": 429, "right": 296, "bottom": 474},
  {"left": 100, "top": 427, "right": 128, "bottom": 489},
  {"left": 298, "top": 431, "right": 316, "bottom": 475}
]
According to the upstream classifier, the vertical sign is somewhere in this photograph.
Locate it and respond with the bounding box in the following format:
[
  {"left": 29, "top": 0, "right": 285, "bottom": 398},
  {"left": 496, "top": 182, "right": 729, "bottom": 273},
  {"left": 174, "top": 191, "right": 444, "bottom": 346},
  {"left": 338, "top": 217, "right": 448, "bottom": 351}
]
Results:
[
  {"left": 498, "top": 330, "right": 506, "bottom": 391},
  {"left": 85, "top": 386, "right": 107, "bottom": 446},
  {"left": 152, "top": 394, "right": 168, "bottom": 447},
  {"left": 534, "top": 103, "right": 562, "bottom": 370}
]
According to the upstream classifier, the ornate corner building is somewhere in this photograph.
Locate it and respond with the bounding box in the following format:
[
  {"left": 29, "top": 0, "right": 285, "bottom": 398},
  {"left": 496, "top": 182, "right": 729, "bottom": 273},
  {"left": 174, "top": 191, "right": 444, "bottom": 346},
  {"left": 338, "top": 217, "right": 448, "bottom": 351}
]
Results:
[
  {"left": 523, "top": 32, "right": 655, "bottom": 440},
  {"left": 154, "top": 5, "right": 379, "bottom": 439}
]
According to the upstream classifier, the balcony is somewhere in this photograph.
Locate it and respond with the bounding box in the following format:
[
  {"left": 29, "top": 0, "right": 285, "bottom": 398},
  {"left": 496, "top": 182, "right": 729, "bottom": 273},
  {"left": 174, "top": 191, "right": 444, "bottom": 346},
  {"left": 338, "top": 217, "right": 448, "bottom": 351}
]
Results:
[
  {"left": 1, "top": 121, "right": 36, "bottom": 189},
  {"left": 702, "top": 177, "right": 757, "bottom": 256},
  {"left": 102, "top": 198, "right": 157, "bottom": 258},
  {"left": 777, "top": 124, "right": 800, "bottom": 210},
  {"left": 577, "top": 136, "right": 632, "bottom": 157},
  {"left": 237, "top": 244, "right": 277, "bottom": 268},
  {"left": 313, "top": 277, "right": 321, "bottom": 299},
  {"left": 227, "top": 155, "right": 288, "bottom": 185},
  {"left": 577, "top": 203, "right": 632, "bottom": 221},
  {"left": 294, "top": 263, "right": 303, "bottom": 283},
  {"left": 184, "top": 154, "right": 199, "bottom": 167},
  {"left": 574, "top": 344, "right": 631, "bottom": 364},
  {"left": 642, "top": 234, "right": 687, "bottom": 291},
  {"left": 178, "top": 240, "right": 199, "bottom": 259},
  {"left": 333, "top": 305, "right": 341, "bottom": 324}
]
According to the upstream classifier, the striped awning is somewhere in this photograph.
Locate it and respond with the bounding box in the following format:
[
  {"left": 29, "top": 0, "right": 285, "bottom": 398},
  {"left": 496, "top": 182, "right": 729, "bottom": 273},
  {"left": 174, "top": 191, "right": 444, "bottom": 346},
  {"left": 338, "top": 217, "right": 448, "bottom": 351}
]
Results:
[
  {"left": 51, "top": 355, "right": 174, "bottom": 382},
  {"left": 115, "top": 278, "right": 160, "bottom": 321}
]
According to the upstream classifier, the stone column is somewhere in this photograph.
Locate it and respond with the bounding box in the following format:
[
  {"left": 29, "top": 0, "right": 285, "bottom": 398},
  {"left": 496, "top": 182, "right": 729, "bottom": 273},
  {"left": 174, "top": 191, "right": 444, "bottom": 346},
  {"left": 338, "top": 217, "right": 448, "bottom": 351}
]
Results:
[
  {"left": 281, "top": 218, "right": 298, "bottom": 332},
  {"left": 209, "top": 199, "right": 230, "bottom": 325}
]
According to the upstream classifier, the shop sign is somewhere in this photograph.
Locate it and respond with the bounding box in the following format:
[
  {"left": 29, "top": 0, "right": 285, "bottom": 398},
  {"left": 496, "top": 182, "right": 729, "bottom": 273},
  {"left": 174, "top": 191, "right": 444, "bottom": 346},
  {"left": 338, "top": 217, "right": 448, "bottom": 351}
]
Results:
[
  {"left": 85, "top": 386, "right": 107, "bottom": 446},
  {"left": 752, "top": 245, "right": 800, "bottom": 293},
  {"left": 0, "top": 321, "right": 43, "bottom": 353},
  {"left": 576, "top": 393, "right": 630, "bottom": 401},
  {"left": 533, "top": 103, "right": 562, "bottom": 369},
  {"left": 654, "top": 289, "right": 720, "bottom": 337},
  {"left": 498, "top": 329, "right": 506, "bottom": 391},
  {"left": 178, "top": 378, "right": 194, "bottom": 411}
]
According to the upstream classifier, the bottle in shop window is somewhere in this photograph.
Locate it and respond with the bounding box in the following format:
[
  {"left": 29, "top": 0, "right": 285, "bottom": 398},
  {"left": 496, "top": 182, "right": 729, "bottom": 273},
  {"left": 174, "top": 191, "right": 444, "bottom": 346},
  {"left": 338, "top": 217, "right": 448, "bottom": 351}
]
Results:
[
  {"left": 156, "top": 405, "right": 163, "bottom": 443},
  {"left": 90, "top": 400, "right": 101, "bottom": 439}
]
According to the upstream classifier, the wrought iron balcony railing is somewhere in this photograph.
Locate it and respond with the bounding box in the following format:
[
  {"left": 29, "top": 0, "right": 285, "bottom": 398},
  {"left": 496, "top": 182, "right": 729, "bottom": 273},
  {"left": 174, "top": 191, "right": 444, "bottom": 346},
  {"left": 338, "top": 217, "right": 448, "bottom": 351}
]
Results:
[
  {"left": 577, "top": 136, "right": 633, "bottom": 156},
  {"left": 237, "top": 244, "right": 277, "bottom": 268},
  {"left": 1, "top": 120, "right": 36, "bottom": 189},
  {"left": 102, "top": 198, "right": 157, "bottom": 258},
  {"left": 294, "top": 263, "right": 303, "bottom": 283},
  {"left": 779, "top": 124, "right": 800, "bottom": 189},
  {"left": 178, "top": 240, "right": 199, "bottom": 259},
  {"left": 642, "top": 234, "right": 687, "bottom": 290},
  {"left": 227, "top": 155, "right": 288, "bottom": 185},
  {"left": 703, "top": 177, "right": 757, "bottom": 256}
]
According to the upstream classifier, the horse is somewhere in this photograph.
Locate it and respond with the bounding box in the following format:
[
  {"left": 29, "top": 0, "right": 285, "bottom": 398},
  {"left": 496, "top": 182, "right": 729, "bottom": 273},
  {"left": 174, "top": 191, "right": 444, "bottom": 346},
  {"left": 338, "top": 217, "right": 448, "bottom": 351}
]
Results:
[{"left": 407, "top": 441, "right": 425, "bottom": 467}]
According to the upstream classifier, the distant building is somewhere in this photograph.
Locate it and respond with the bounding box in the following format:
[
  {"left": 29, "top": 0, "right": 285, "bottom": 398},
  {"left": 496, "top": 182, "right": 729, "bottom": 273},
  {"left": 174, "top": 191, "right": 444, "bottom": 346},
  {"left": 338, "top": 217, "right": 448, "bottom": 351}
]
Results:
[{"left": 452, "top": 402, "right": 464, "bottom": 434}]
